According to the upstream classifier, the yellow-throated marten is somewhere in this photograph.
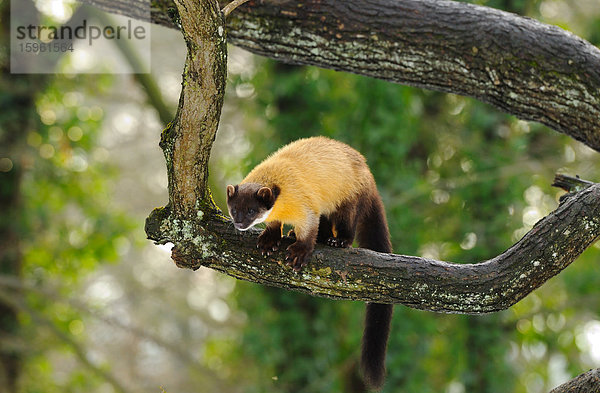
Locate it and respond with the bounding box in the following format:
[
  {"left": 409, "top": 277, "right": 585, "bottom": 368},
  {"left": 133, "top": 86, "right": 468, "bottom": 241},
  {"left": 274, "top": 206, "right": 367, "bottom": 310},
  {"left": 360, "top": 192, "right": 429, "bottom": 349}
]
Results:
[{"left": 226, "top": 136, "right": 393, "bottom": 389}]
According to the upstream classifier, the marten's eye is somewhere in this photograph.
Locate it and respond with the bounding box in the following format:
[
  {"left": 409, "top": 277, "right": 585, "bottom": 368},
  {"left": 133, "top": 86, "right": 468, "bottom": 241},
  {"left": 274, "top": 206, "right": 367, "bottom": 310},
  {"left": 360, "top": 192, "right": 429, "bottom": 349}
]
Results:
[{"left": 248, "top": 208, "right": 256, "bottom": 215}]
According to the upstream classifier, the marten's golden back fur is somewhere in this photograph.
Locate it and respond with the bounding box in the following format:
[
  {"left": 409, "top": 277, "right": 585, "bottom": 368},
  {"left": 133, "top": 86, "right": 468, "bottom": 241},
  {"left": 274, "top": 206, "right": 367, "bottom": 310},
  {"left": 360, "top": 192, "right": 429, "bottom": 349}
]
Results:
[{"left": 241, "top": 136, "right": 376, "bottom": 226}]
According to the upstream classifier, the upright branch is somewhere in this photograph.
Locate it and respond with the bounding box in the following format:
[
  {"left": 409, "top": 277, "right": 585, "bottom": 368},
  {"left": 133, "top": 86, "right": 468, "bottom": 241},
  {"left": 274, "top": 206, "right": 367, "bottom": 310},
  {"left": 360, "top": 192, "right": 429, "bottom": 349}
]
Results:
[
  {"left": 159, "top": 0, "right": 226, "bottom": 218},
  {"left": 145, "top": 0, "right": 229, "bottom": 266}
]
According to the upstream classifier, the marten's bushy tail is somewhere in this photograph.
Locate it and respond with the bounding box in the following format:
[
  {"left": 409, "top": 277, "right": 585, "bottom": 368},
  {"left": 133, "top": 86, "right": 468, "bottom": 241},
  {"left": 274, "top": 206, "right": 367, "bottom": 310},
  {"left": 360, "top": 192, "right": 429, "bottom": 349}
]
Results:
[
  {"left": 356, "top": 193, "right": 393, "bottom": 390},
  {"left": 361, "top": 303, "right": 393, "bottom": 389}
]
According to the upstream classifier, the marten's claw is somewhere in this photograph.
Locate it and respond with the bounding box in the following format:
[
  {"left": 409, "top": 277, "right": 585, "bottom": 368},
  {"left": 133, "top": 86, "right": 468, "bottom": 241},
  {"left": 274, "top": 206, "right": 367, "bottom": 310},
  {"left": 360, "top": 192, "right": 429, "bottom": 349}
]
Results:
[
  {"left": 260, "top": 243, "right": 280, "bottom": 257},
  {"left": 285, "top": 256, "right": 303, "bottom": 272},
  {"left": 327, "top": 237, "right": 351, "bottom": 248},
  {"left": 285, "top": 241, "right": 312, "bottom": 271},
  {"left": 257, "top": 243, "right": 279, "bottom": 258},
  {"left": 257, "top": 231, "right": 281, "bottom": 257}
]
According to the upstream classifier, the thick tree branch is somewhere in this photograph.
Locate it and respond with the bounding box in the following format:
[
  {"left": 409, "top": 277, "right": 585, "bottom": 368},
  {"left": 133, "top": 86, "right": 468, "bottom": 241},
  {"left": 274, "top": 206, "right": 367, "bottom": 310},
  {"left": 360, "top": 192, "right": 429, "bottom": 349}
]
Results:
[
  {"left": 226, "top": 0, "right": 600, "bottom": 150},
  {"left": 147, "top": 180, "right": 600, "bottom": 314},
  {"left": 81, "top": 0, "right": 600, "bottom": 151}
]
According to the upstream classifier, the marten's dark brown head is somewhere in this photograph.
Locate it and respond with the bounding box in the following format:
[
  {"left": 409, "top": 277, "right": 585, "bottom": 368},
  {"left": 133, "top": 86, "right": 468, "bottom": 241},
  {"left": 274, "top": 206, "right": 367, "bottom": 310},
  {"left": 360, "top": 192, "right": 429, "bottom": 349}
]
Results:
[{"left": 226, "top": 183, "right": 279, "bottom": 231}]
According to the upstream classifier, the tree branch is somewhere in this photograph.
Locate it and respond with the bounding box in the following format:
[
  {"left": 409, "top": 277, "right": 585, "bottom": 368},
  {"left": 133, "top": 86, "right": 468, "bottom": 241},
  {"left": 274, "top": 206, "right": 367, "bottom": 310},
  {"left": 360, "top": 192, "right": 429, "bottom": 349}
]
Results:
[
  {"left": 159, "top": 0, "right": 226, "bottom": 217},
  {"left": 221, "top": 0, "right": 251, "bottom": 18},
  {"left": 552, "top": 173, "right": 596, "bottom": 193},
  {"left": 79, "top": 0, "right": 600, "bottom": 151},
  {"left": 146, "top": 179, "right": 600, "bottom": 314}
]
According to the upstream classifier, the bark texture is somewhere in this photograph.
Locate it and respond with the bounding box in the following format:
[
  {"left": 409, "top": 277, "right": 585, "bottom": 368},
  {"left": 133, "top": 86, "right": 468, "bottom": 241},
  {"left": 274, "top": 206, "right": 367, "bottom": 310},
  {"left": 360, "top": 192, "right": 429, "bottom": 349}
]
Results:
[
  {"left": 81, "top": 0, "right": 600, "bottom": 151},
  {"left": 158, "top": 0, "right": 227, "bottom": 217},
  {"left": 147, "top": 179, "right": 600, "bottom": 313},
  {"left": 549, "top": 368, "right": 600, "bottom": 393}
]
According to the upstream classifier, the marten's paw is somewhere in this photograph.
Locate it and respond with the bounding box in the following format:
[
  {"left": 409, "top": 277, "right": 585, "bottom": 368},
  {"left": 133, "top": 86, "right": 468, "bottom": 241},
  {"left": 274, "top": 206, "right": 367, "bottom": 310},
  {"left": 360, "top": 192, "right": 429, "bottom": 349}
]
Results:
[
  {"left": 326, "top": 237, "right": 351, "bottom": 248},
  {"left": 257, "top": 229, "right": 281, "bottom": 256},
  {"left": 285, "top": 241, "right": 313, "bottom": 271}
]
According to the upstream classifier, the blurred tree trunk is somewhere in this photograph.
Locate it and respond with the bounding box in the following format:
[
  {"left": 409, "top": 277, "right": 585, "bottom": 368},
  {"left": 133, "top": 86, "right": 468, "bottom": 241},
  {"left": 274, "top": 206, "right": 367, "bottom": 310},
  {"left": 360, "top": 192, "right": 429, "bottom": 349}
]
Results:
[
  {"left": 1, "top": 4, "right": 24, "bottom": 390},
  {"left": 0, "top": 129, "right": 24, "bottom": 392},
  {"left": 0, "top": 2, "right": 48, "bottom": 390},
  {"left": 1, "top": 17, "right": 24, "bottom": 393}
]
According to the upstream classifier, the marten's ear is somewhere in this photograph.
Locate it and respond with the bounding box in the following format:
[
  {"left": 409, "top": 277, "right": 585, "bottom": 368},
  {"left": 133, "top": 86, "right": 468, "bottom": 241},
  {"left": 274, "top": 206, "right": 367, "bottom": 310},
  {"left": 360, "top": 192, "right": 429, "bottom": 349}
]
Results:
[
  {"left": 257, "top": 187, "right": 274, "bottom": 205},
  {"left": 226, "top": 185, "right": 237, "bottom": 199}
]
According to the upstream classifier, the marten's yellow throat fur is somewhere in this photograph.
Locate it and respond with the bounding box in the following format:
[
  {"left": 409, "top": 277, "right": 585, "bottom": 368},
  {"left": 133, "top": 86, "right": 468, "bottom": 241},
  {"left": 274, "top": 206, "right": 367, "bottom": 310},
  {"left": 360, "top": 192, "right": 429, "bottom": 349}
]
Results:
[{"left": 226, "top": 136, "right": 394, "bottom": 389}]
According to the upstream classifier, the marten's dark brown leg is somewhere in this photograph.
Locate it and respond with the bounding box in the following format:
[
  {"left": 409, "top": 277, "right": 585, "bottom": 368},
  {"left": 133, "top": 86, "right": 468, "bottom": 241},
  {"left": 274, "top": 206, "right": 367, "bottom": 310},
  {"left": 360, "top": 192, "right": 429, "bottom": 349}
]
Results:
[
  {"left": 316, "top": 215, "right": 334, "bottom": 244},
  {"left": 327, "top": 199, "right": 358, "bottom": 248},
  {"left": 286, "top": 213, "right": 319, "bottom": 271}
]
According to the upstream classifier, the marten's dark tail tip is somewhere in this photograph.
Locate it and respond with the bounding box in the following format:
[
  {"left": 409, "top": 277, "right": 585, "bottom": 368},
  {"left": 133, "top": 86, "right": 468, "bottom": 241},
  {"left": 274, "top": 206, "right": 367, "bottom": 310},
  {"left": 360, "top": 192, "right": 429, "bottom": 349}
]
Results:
[{"left": 361, "top": 303, "right": 393, "bottom": 390}]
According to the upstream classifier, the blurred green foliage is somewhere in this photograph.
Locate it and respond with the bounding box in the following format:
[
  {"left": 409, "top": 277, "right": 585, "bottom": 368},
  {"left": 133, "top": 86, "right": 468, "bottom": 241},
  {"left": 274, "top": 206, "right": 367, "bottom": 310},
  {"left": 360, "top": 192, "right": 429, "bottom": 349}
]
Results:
[
  {"left": 22, "top": 75, "right": 132, "bottom": 279},
  {"left": 13, "top": 74, "right": 137, "bottom": 392}
]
